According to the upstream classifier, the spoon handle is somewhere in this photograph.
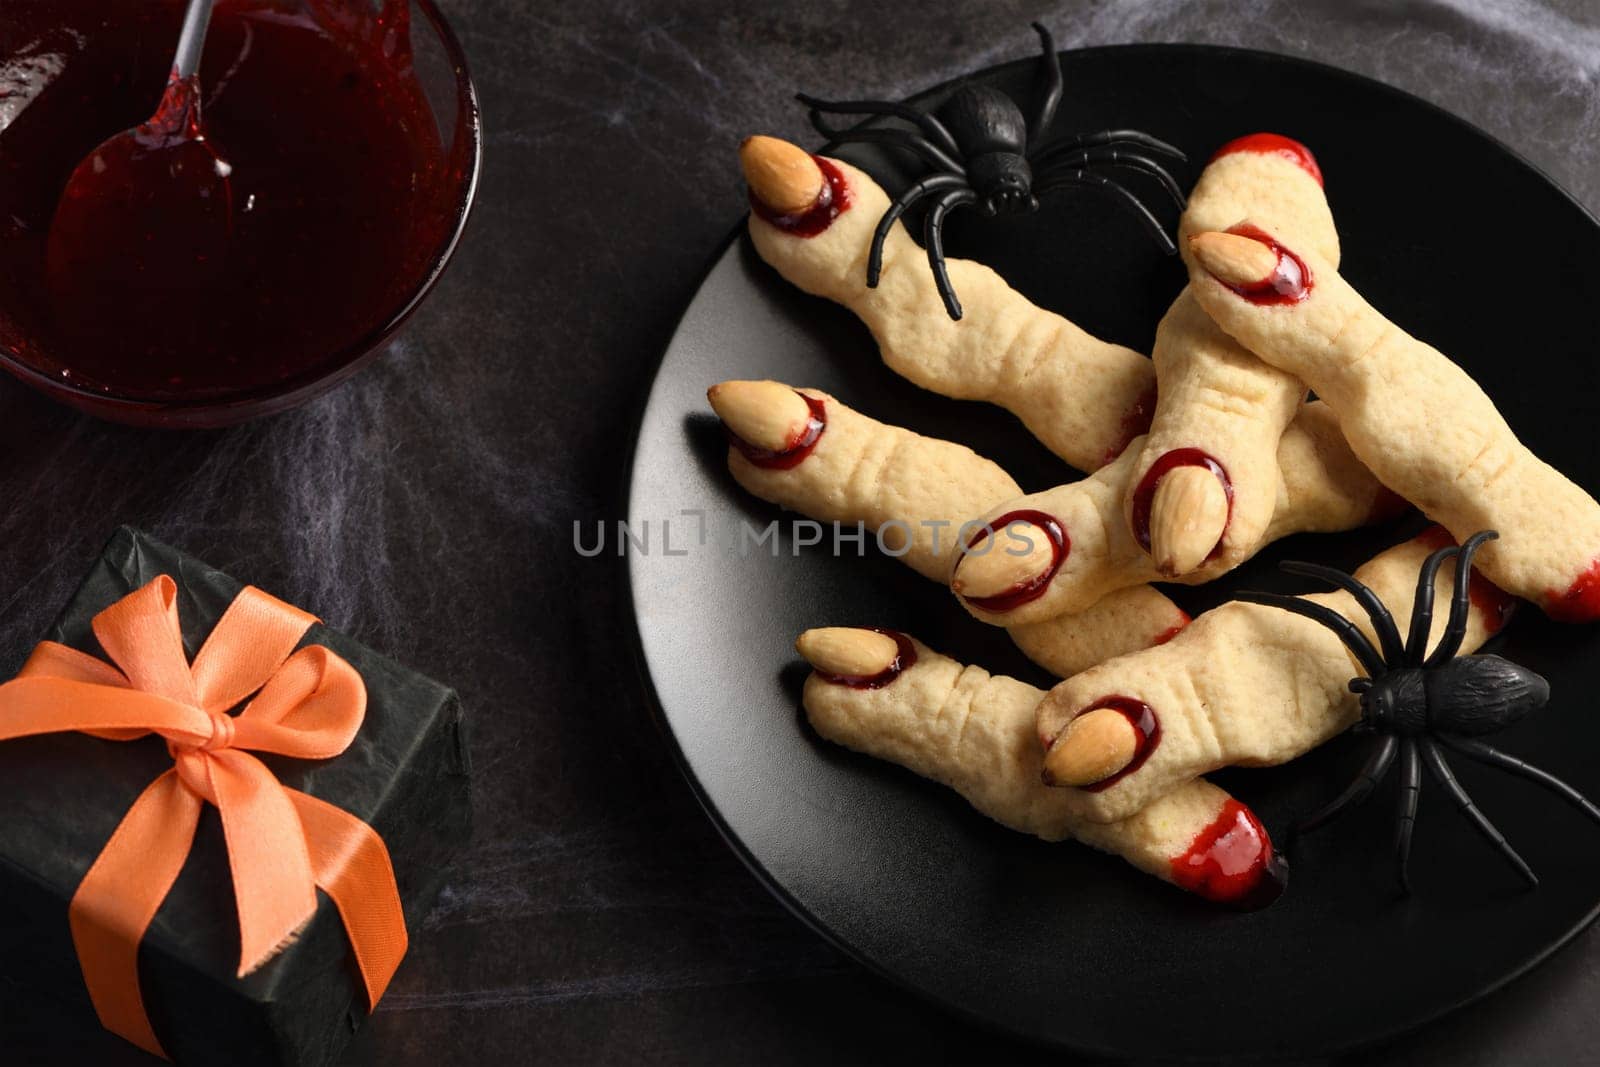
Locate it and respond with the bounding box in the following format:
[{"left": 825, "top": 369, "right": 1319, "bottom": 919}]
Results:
[{"left": 171, "top": 0, "right": 217, "bottom": 81}]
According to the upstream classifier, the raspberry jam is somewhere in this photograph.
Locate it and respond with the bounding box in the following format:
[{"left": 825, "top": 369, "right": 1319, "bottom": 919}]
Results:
[
  {"left": 1549, "top": 558, "right": 1600, "bottom": 623},
  {"left": 813, "top": 629, "right": 917, "bottom": 690},
  {"left": 1416, "top": 526, "right": 1518, "bottom": 632},
  {"left": 1212, "top": 224, "right": 1312, "bottom": 306},
  {"left": 0, "top": 0, "right": 461, "bottom": 400},
  {"left": 748, "top": 155, "right": 850, "bottom": 237},
  {"left": 1069, "top": 696, "right": 1159, "bottom": 793},
  {"left": 725, "top": 393, "right": 827, "bottom": 470},
  {"left": 1210, "top": 132, "right": 1323, "bottom": 187},
  {"left": 1169, "top": 799, "right": 1287, "bottom": 909},
  {"left": 959, "top": 509, "right": 1069, "bottom": 614},
  {"left": 1128, "top": 448, "right": 1234, "bottom": 557}
]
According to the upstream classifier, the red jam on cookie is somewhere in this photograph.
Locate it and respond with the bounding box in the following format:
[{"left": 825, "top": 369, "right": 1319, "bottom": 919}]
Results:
[
  {"left": 1170, "top": 799, "right": 1288, "bottom": 908},
  {"left": 1209, "top": 132, "right": 1324, "bottom": 187},
  {"left": 749, "top": 156, "right": 851, "bottom": 237},
  {"left": 1075, "top": 696, "right": 1160, "bottom": 793},
  {"left": 959, "top": 510, "right": 1069, "bottom": 613},
  {"left": 813, "top": 629, "right": 917, "bottom": 689},
  {"left": 724, "top": 392, "right": 827, "bottom": 470},
  {"left": 1546, "top": 556, "right": 1600, "bottom": 623},
  {"left": 1417, "top": 526, "right": 1517, "bottom": 633},
  {"left": 1129, "top": 448, "right": 1235, "bottom": 558},
  {"left": 1213, "top": 224, "right": 1313, "bottom": 306},
  {"left": 1105, "top": 382, "right": 1158, "bottom": 467}
]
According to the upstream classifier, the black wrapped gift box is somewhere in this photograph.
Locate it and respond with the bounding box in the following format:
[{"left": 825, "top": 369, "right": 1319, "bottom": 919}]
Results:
[{"left": 0, "top": 528, "right": 472, "bottom": 1065}]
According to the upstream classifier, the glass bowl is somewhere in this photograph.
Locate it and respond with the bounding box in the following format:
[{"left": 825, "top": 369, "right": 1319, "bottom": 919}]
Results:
[{"left": 0, "top": 0, "right": 482, "bottom": 428}]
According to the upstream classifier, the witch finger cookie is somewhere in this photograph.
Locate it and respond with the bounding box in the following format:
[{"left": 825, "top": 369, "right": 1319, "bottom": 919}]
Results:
[
  {"left": 741, "top": 135, "right": 1157, "bottom": 472},
  {"left": 796, "top": 626, "right": 1285, "bottom": 905},
  {"left": 1033, "top": 529, "right": 1514, "bottom": 824},
  {"left": 1187, "top": 221, "right": 1600, "bottom": 620},
  {"left": 1128, "top": 133, "right": 1337, "bottom": 576},
  {"left": 709, "top": 379, "right": 1188, "bottom": 677}
]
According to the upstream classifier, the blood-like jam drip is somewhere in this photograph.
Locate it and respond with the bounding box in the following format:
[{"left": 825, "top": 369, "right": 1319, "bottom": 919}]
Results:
[
  {"left": 725, "top": 392, "right": 827, "bottom": 470},
  {"left": 1128, "top": 448, "right": 1234, "bottom": 558},
  {"left": 1070, "top": 696, "right": 1159, "bottom": 793},
  {"left": 749, "top": 155, "right": 851, "bottom": 238},
  {"left": 1209, "top": 132, "right": 1324, "bottom": 188},
  {"left": 814, "top": 629, "right": 917, "bottom": 690},
  {"left": 959, "top": 509, "right": 1068, "bottom": 613},
  {"left": 1104, "top": 381, "right": 1157, "bottom": 467},
  {"left": 1169, "top": 799, "right": 1288, "bottom": 909},
  {"left": 0, "top": 0, "right": 462, "bottom": 398},
  {"left": 1549, "top": 557, "right": 1600, "bottom": 623},
  {"left": 1212, "top": 223, "right": 1312, "bottom": 306},
  {"left": 1416, "top": 525, "right": 1517, "bottom": 633},
  {"left": 1152, "top": 611, "right": 1192, "bottom": 647}
]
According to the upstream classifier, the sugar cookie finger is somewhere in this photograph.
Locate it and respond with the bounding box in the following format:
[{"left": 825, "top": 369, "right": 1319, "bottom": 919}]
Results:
[
  {"left": 710, "top": 380, "right": 1189, "bottom": 676},
  {"left": 950, "top": 408, "right": 1394, "bottom": 626},
  {"left": 741, "top": 136, "right": 1155, "bottom": 471},
  {"left": 1188, "top": 223, "right": 1600, "bottom": 620},
  {"left": 1131, "top": 135, "right": 1338, "bottom": 575},
  {"left": 1034, "top": 530, "right": 1515, "bottom": 824},
  {"left": 797, "top": 627, "right": 1286, "bottom": 905}
]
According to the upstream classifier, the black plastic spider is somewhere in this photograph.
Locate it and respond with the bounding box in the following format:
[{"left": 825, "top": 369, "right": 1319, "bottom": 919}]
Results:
[
  {"left": 1239, "top": 530, "right": 1600, "bottom": 894},
  {"left": 796, "top": 23, "right": 1186, "bottom": 320}
]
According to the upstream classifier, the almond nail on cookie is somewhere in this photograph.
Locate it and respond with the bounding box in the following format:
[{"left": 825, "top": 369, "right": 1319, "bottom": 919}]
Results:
[
  {"left": 796, "top": 626, "right": 1286, "bottom": 906},
  {"left": 949, "top": 402, "right": 1395, "bottom": 627},
  {"left": 740, "top": 135, "right": 1157, "bottom": 471},
  {"left": 709, "top": 379, "right": 1189, "bottom": 677},
  {"left": 1034, "top": 529, "right": 1515, "bottom": 824},
  {"left": 1128, "top": 134, "right": 1338, "bottom": 577},
  {"left": 1187, "top": 222, "right": 1600, "bottom": 620}
]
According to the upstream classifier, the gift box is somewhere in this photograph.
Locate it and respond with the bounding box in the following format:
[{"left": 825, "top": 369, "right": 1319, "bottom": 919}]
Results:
[{"left": 0, "top": 527, "right": 472, "bottom": 1065}]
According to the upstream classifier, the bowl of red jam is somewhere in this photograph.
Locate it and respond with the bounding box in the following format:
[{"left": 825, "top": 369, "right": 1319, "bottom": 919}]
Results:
[{"left": 0, "top": 0, "right": 481, "bottom": 427}]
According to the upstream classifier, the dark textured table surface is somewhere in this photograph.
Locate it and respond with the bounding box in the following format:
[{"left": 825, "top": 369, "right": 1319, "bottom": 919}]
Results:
[{"left": 5, "top": 1, "right": 1600, "bottom": 1063}]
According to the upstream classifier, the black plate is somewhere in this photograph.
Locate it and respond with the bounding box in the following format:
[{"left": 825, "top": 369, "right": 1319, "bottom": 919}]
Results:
[{"left": 625, "top": 44, "right": 1600, "bottom": 1059}]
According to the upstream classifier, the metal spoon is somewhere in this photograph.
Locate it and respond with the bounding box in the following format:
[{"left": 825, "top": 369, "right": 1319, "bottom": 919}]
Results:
[{"left": 46, "top": 0, "right": 233, "bottom": 335}]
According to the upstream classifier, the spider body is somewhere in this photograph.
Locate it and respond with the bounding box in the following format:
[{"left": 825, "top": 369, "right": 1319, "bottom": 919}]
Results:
[
  {"left": 931, "top": 86, "right": 1036, "bottom": 215},
  {"left": 797, "top": 24, "right": 1186, "bottom": 319},
  {"left": 1356, "top": 656, "right": 1549, "bottom": 739},
  {"left": 1241, "top": 530, "right": 1600, "bottom": 894}
]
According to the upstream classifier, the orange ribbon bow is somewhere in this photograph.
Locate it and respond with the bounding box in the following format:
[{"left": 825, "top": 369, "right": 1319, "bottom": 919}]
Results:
[{"left": 0, "top": 576, "right": 407, "bottom": 1059}]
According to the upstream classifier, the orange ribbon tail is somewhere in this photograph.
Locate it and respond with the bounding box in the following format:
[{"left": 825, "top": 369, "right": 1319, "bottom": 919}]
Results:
[{"left": 0, "top": 576, "right": 408, "bottom": 1059}]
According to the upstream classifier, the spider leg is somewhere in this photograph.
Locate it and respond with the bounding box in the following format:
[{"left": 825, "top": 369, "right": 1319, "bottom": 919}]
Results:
[
  {"left": 1032, "top": 128, "right": 1187, "bottom": 162},
  {"left": 814, "top": 126, "right": 965, "bottom": 176},
  {"left": 1234, "top": 591, "right": 1387, "bottom": 680},
  {"left": 1278, "top": 561, "right": 1407, "bottom": 669},
  {"left": 1395, "top": 739, "right": 1421, "bottom": 895},
  {"left": 867, "top": 174, "right": 968, "bottom": 288},
  {"left": 1404, "top": 544, "right": 1461, "bottom": 665},
  {"left": 1292, "top": 734, "right": 1399, "bottom": 839},
  {"left": 795, "top": 93, "right": 962, "bottom": 159},
  {"left": 923, "top": 189, "right": 977, "bottom": 320},
  {"left": 1027, "top": 22, "right": 1064, "bottom": 143},
  {"left": 1033, "top": 148, "right": 1187, "bottom": 207},
  {"left": 1035, "top": 171, "right": 1177, "bottom": 255},
  {"left": 1440, "top": 735, "right": 1600, "bottom": 828},
  {"left": 1421, "top": 739, "right": 1538, "bottom": 887},
  {"left": 1425, "top": 530, "right": 1500, "bottom": 667}
]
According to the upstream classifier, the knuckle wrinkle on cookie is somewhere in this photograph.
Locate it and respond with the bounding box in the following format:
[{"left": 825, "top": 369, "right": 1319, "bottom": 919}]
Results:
[{"left": 797, "top": 627, "right": 1281, "bottom": 906}]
